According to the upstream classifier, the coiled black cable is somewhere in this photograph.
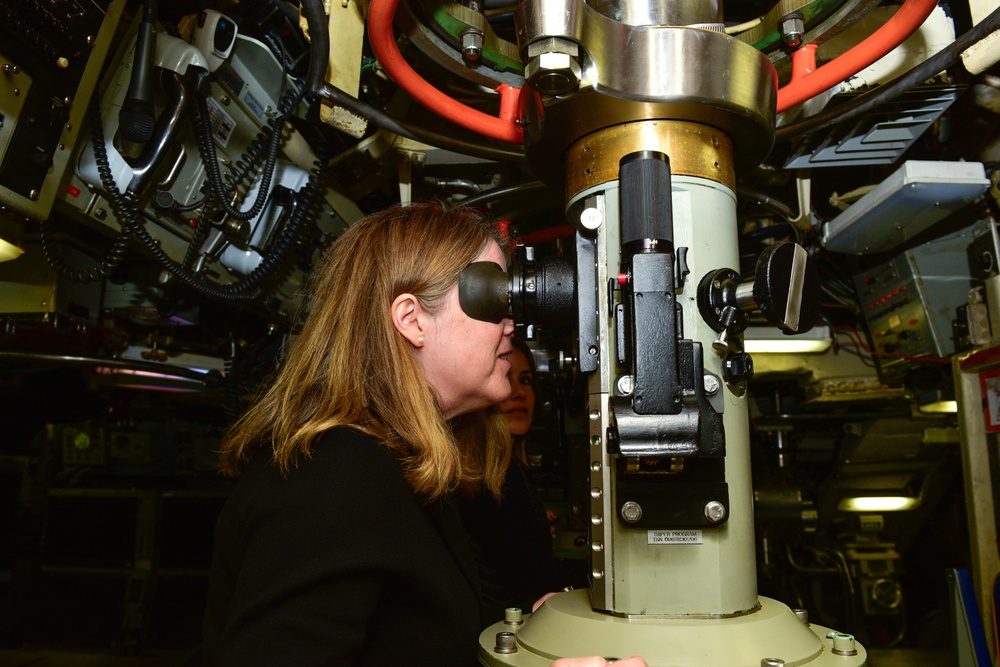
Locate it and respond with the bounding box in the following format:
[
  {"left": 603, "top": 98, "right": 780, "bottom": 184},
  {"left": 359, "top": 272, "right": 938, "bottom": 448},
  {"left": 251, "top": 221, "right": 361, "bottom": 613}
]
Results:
[
  {"left": 88, "top": 86, "right": 329, "bottom": 301},
  {"left": 191, "top": 79, "right": 307, "bottom": 221},
  {"left": 38, "top": 100, "right": 136, "bottom": 284}
]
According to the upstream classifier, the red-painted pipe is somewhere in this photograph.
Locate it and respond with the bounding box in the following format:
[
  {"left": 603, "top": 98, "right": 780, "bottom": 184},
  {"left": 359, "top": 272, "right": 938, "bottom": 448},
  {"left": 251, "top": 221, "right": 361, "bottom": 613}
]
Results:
[
  {"left": 368, "top": 0, "right": 524, "bottom": 144},
  {"left": 521, "top": 225, "right": 574, "bottom": 246},
  {"left": 777, "top": 0, "right": 939, "bottom": 113}
]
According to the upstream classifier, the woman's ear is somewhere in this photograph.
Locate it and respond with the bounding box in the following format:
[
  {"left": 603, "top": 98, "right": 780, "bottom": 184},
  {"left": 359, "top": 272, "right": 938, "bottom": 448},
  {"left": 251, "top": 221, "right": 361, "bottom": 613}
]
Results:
[{"left": 391, "top": 293, "right": 425, "bottom": 348}]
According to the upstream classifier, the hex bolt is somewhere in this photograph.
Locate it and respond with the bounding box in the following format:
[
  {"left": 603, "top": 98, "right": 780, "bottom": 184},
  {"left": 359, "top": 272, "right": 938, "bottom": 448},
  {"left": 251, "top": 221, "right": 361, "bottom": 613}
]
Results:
[
  {"left": 780, "top": 13, "right": 805, "bottom": 48},
  {"left": 461, "top": 29, "right": 484, "bottom": 63},
  {"left": 704, "top": 501, "right": 726, "bottom": 523},
  {"left": 621, "top": 501, "right": 643, "bottom": 523},
  {"left": 524, "top": 41, "right": 581, "bottom": 95},
  {"left": 793, "top": 608, "right": 809, "bottom": 625},
  {"left": 703, "top": 374, "right": 720, "bottom": 395},
  {"left": 831, "top": 632, "right": 858, "bottom": 656},
  {"left": 761, "top": 659, "right": 785, "bottom": 667},
  {"left": 494, "top": 631, "right": 517, "bottom": 654}
]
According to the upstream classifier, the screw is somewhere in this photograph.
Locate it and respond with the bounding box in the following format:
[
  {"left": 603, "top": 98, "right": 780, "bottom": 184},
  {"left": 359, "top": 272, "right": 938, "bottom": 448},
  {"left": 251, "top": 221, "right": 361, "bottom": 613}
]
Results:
[
  {"left": 761, "top": 660, "right": 785, "bottom": 667},
  {"left": 616, "top": 375, "right": 634, "bottom": 396},
  {"left": 703, "top": 374, "right": 720, "bottom": 395}
]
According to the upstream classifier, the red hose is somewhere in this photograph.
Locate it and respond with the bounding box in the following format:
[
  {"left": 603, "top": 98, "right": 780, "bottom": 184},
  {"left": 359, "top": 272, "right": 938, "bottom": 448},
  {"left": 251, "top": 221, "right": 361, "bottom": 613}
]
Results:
[
  {"left": 777, "top": 0, "right": 939, "bottom": 113},
  {"left": 368, "top": 0, "right": 524, "bottom": 144},
  {"left": 521, "top": 225, "right": 574, "bottom": 246}
]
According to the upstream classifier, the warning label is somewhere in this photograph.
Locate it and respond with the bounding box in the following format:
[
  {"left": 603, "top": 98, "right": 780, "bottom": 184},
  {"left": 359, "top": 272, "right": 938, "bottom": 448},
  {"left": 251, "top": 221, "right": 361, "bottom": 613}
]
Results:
[{"left": 648, "top": 530, "right": 703, "bottom": 545}]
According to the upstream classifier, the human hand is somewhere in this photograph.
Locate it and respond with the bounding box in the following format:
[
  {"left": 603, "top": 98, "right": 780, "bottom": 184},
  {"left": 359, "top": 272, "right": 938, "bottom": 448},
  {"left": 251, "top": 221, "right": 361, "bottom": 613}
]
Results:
[
  {"left": 532, "top": 591, "right": 559, "bottom": 612},
  {"left": 550, "top": 657, "right": 648, "bottom": 667}
]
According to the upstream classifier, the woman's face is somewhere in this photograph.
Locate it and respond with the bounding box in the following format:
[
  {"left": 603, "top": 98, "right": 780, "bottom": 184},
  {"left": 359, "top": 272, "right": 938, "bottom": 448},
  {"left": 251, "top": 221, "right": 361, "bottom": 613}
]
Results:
[
  {"left": 500, "top": 348, "right": 535, "bottom": 437},
  {"left": 419, "top": 240, "right": 515, "bottom": 420}
]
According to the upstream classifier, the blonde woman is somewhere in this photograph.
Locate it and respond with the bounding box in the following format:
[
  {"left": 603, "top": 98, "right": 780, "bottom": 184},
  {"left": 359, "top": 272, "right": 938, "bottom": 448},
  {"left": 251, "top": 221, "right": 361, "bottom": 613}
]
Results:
[{"left": 201, "top": 201, "right": 646, "bottom": 667}]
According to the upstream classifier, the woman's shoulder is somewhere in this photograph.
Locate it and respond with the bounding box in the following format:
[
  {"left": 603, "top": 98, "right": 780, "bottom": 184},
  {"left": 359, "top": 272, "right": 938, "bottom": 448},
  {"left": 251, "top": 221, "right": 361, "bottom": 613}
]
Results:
[
  {"left": 240, "top": 426, "right": 405, "bottom": 491},
  {"left": 233, "top": 427, "right": 415, "bottom": 522},
  {"left": 306, "top": 426, "right": 404, "bottom": 478}
]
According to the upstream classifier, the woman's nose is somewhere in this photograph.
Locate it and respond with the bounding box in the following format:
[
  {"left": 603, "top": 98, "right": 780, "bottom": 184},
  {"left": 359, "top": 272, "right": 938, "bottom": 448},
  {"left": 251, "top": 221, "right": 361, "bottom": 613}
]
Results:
[{"left": 502, "top": 317, "right": 515, "bottom": 336}]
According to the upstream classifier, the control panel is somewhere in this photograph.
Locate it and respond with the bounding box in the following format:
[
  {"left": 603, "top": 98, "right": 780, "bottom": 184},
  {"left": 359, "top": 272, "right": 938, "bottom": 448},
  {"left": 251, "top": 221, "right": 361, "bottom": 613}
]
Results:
[
  {"left": 0, "top": 0, "right": 124, "bottom": 220},
  {"left": 853, "top": 218, "right": 990, "bottom": 377}
]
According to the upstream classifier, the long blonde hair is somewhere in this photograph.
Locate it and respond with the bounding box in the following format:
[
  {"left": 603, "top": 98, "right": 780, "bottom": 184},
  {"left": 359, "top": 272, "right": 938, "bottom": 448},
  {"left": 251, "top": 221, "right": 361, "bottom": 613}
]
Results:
[{"left": 218, "top": 201, "right": 512, "bottom": 498}]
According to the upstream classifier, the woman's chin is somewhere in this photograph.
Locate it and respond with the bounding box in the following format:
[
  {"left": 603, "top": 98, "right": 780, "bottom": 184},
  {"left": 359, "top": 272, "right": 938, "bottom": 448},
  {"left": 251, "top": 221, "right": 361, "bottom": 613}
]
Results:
[{"left": 506, "top": 419, "right": 530, "bottom": 437}]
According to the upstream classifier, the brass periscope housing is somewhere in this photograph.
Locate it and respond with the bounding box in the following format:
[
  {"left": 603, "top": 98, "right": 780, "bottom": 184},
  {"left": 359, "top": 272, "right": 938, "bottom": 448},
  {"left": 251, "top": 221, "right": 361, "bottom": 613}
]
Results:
[
  {"left": 515, "top": 0, "right": 777, "bottom": 197},
  {"left": 565, "top": 120, "right": 735, "bottom": 197}
]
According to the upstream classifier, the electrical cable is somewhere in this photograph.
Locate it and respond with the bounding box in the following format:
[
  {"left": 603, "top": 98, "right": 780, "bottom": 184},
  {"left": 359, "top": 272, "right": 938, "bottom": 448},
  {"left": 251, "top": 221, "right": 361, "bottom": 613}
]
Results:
[
  {"left": 191, "top": 79, "right": 306, "bottom": 221},
  {"left": 314, "top": 81, "right": 526, "bottom": 163},
  {"left": 737, "top": 186, "right": 797, "bottom": 220},
  {"left": 38, "top": 100, "right": 136, "bottom": 284},
  {"left": 456, "top": 180, "right": 549, "bottom": 208},
  {"left": 88, "top": 86, "right": 330, "bottom": 301},
  {"left": 298, "top": 0, "right": 527, "bottom": 163},
  {"left": 777, "top": 3, "right": 1000, "bottom": 143}
]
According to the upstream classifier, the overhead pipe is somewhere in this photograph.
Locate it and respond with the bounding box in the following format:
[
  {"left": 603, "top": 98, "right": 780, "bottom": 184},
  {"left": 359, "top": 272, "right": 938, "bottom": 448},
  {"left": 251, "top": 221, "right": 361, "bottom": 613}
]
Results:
[
  {"left": 777, "top": 3, "right": 1000, "bottom": 142},
  {"left": 367, "top": 0, "right": 524, "bottom": 144},
  {"left": 777, "top": 0, "right": 939, "bottom": 113}
]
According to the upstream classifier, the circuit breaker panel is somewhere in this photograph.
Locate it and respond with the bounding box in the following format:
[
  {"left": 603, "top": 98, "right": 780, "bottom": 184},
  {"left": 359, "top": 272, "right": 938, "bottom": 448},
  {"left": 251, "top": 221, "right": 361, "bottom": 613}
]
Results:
[{"left": 0, "top": 0, "right": 125, "bottom": 220}]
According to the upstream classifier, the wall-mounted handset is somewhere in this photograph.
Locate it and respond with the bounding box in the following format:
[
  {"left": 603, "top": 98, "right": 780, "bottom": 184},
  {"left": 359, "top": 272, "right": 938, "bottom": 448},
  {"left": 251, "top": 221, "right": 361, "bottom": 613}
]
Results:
[{"left": 192, "top": 10, "right": 238, "bottom": 73}]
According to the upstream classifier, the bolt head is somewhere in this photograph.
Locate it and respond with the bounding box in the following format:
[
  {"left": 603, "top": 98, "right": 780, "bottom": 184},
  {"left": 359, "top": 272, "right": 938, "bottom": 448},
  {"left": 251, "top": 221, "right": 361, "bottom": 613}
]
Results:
[
  {"left": 704, "top": 500, "right": 726, "bottom": 523},
  {"left": 621, "top": 501, "right": 642, "bottom": 523},
  {"left": 461, "top": 30, "right": 484, "bottom": 62},
  {"left": 524, "top": 52, "right": 581, "bottom": 95}
]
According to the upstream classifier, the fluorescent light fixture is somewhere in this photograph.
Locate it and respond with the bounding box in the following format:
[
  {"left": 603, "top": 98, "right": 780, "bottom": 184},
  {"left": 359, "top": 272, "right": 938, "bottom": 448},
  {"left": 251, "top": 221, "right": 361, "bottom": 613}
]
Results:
[
  {"left": 918, "top": 400, "right": 958, "bottom": 414},
  {"left": 838, "top": 496, "right": 920, "bottom": 512},
  {"left": 0, "top": 218, "right": 24, "bottom": 262},
  {"left": 743, "top": 324, "right": 832, "bottom": 354}
]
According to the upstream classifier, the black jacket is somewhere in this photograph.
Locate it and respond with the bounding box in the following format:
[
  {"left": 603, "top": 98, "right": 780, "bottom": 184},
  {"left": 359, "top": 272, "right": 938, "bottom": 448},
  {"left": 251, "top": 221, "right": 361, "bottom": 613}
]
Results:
[
  {"left": 459, "top": 458, "right": 563, "bottom": 621},
  {"left": 202, "top": 427, "right": 483, "bottom": 666}
]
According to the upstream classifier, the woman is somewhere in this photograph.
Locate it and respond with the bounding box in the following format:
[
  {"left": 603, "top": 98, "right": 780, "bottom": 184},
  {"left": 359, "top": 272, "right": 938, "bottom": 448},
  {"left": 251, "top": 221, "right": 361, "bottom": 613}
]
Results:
[{"left": 200, "top": 201, "right": 645, "bottom": 667}]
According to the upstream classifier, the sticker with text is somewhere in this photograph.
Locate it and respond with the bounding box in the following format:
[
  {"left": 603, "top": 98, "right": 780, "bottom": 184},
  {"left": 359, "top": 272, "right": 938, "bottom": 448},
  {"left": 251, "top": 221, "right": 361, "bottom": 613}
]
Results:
[{"left": 648, "top": 530, "right": 703, "bottom": 545}]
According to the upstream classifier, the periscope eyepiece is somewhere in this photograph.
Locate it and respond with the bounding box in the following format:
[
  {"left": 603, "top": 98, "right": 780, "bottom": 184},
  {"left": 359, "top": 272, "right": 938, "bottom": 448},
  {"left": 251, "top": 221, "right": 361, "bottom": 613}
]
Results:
[
  {"left": 458, "top": 246, "right": 575, "bottom": 340},
  {"left": 459, "top": 261, "right": 510, "bottom": 324}
]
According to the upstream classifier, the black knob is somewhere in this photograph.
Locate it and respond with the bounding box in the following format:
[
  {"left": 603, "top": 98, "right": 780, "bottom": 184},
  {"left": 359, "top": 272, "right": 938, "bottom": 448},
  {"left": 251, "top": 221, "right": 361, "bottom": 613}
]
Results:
[
  {"left": 753, "top": 242, "right": 820, "bottom": 334},
  {"left": 724, "top": 352, "right": 754, "bottom": 384}
]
